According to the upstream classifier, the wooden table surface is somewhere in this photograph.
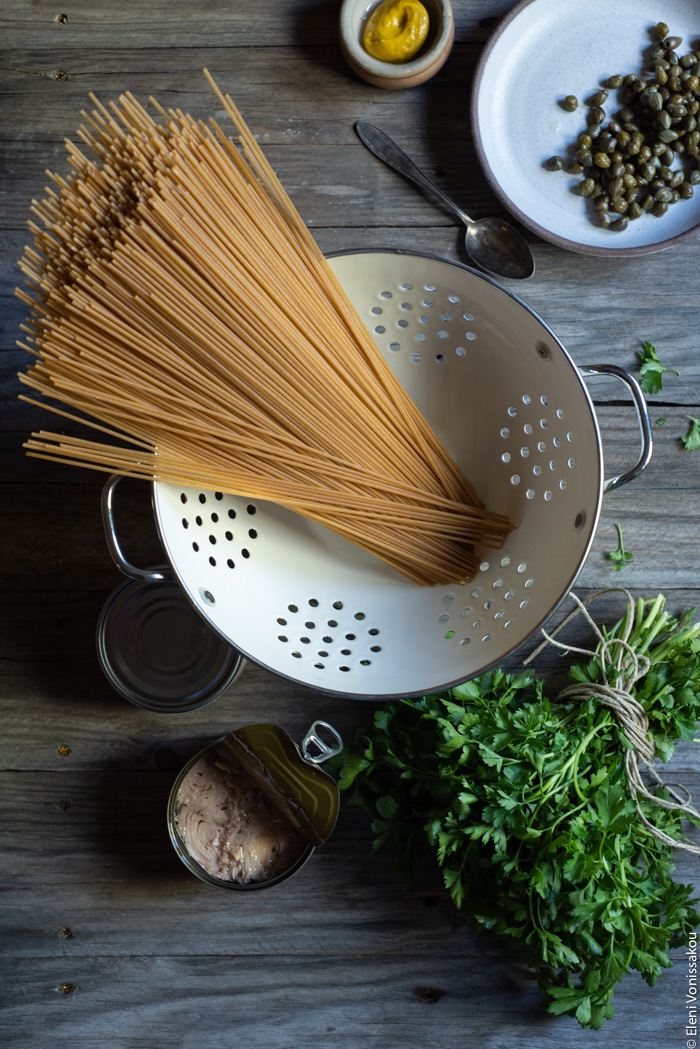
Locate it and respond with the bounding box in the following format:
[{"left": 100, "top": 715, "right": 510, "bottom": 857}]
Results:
[{"left": 2, "top": 3, "right": 699, "bottom": 1046}]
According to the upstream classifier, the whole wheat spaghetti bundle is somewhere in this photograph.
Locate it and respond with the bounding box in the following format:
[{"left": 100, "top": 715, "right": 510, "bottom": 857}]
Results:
[{"left": 17, "top": 73, "right": 512, "bottom": 585}]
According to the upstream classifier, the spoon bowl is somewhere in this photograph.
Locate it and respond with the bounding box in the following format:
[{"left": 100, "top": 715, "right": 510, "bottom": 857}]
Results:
[{"left": 355, "top": 122, "right": 535, "bottom": 281}]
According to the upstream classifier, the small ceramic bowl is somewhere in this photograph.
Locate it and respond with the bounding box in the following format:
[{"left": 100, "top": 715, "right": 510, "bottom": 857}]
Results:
[{"left": 339, "top": 0, "right": 454, "bottom": 90}]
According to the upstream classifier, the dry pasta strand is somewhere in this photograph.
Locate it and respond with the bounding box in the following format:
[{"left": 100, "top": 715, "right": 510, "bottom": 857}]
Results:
[{"left": 16, "top": 75, "right": 513, "bottom": 586}]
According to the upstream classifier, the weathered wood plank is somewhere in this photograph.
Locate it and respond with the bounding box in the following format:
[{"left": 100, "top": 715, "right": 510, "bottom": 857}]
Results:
[
  {"left": 0, "top": 0, "right": 509, "bottom": 50},
  {"left": 0, "top": 950, "right": 691, "bottom": 1049}
]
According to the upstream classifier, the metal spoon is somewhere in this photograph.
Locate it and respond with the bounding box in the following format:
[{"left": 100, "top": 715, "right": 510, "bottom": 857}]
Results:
[{"left": 355, "top": 121, "right": 535, "bottom": 281}]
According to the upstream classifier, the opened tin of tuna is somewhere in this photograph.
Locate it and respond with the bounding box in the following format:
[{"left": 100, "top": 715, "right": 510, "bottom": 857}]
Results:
[
  {"left": 167, "top": 721, "right": 343, "bottom": 890},
  {"left": 96, "top": 571, "right": 246, "bottom": 712}
]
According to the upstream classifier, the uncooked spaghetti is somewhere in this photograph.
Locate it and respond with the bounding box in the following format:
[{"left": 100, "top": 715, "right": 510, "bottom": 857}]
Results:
[{"left": 17, "top": 73, "right": 512, "bottom": 585}]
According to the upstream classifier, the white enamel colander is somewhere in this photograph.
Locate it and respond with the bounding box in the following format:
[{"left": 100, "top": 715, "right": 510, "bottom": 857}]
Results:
[{"left": 102, "top": 250, "right": 651, "bottom": 700}]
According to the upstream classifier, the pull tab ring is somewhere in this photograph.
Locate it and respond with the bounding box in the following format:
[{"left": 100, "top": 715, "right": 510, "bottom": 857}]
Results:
[{"left": 301, "top": 721, "right": 343, "bottom": 764}]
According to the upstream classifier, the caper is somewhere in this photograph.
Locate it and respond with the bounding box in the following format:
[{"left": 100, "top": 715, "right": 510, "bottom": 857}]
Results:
[
  {"left": 680, "top": 181, "right": 694, "bottom": 197},
  {"left": 611, "top": 216, "right": 629, "bottom": 231},
  {"left": 590, "top": 89, "right": 609, "bottom": 106},
  {"left": 681, "top": 53, "right": 696, "bottom": 69},
  {"left": 622, "top": 172, "right": 638, "bottom": 188},
  {"left": 590, "top": 105, "right": 606, "bottom": 124},
  {"left": 691, "top": 170, "right": 700, "bottom": 185},
  {"left": 668, "top": 103, "right": 688, "bottom": 118},
  {"left": 641, "top": 193, "right": 655, "bottom": 210},
  {"left": 576, "top": 149, "right": 594, "bottom": 166},
  {"left": 652, "top": 200, "right": 668, "bottom": 216},
  {"left": 607, "top": 120, "right": 623, "bottom": 135},
  {"left": 606, "top": 75, "right": 624, "bottom": 88},
  {"left": 612, "top": 197, "right": 628, "bottom": 214},
  {"left": 669, "top": 169, "right": 685, "bottom": 187},
  {"left": 544, "top": 155, "right": 565, "bottom": 171},
  {"left": 664, "top": 37, "right": 683, "bottom": 52},
  {"left": 655, "top": 186, "right": 674, "bottom": 202},
  {"left": 656, "top": 66, "right": 669, "bottom": 84},
  {"left": 684, "top": 114, "right": 697, "bottom": 132},
  {"left": 566, "top": 160, "right": 584, "bottom": 174},
  {"left": 577, "top": 132, "right": 593, "bottom": 149},
  {"left": 593, "top": 194, "right": 610, "bottom": 212},
  {"left": 594, "top": 152, "right": 611, "bottom": 168},
  {"left": 587, "top": 123, "right": 602, "bottom": 138},
  {"left": 617, "top": 130, "right": 631, "bottom": 148},
  {"left": 671, "top": 188, "right": 680, "bottom": 202},
  {"left": 668, "top": 75, "right": 681, "bottom": 91},
  {"left": 579, "top": 177, "right": 596, "bottom": 196},
  {"left": 654, "top": 22, "right": 669, "bottom": 40},
  {"left": 658, "top": 128, "right": 680, "bottom": 142},
  {"left": 686, "top": 75, "right": 700, "bottom": 91},
  {"left": 628, "top": 201, "right": 643, "bottom": 219},
  {"left": 686, "top": 130, "right": 700, "bottom": 152},
  {"left": 648, "top": 90, "right": 664, "bottom": 111},
  {"left": 562, "top": 94, "right": 579, "bottom": 111},
  {"left": 598, "top": 211, "right": 613, "bottom": 228}
]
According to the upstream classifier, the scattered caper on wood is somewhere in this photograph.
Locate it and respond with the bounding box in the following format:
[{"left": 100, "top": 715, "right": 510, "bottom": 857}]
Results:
[{"left": 544, "top": 23, "right": 700, "bottom": 231}]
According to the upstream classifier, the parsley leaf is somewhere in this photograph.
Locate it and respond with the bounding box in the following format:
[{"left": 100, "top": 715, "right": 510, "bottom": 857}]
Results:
[
  {"left": 681, "top": 415, "right": 700, "bottom": 451},
  {"left": 637, "top": 340, "right": 679, "bottom": 395},
  {"left": 337, "top": 595, "right": 700, "bottom": 1029},
  {"left": 606, "top": 522, "right": 633, "bottom": 571}
]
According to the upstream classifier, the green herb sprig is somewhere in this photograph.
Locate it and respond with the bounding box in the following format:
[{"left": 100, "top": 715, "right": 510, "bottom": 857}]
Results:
[
  {"left": 337, "top": 595, "right": 700, "bottom": 1029},
  {"left": 606, "top": 522, "right": 633, "bottom": 571},
  {"left": 637, "top": 341, "right": 679, "bottom": 395},
  {"left": 681, "top": 416, "right": 700, "bottom": 451}
]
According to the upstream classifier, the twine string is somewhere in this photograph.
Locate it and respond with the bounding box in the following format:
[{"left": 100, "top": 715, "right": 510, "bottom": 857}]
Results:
[{"left": 527, "top": 588, "right": 700, "bottom": 855}]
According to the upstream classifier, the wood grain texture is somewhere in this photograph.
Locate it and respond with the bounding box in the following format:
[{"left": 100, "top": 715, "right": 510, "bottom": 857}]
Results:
[{"left": 1, "top": 2, "right": 700, "bottom": 1047}]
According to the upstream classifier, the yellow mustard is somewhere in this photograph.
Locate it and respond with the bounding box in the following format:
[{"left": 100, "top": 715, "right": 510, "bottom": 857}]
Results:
[{"left": 363, "top": 0, "right": 430, "bottom": 64}]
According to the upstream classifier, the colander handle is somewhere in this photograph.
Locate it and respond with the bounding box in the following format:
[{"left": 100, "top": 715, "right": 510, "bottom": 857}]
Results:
[
  {"left": 579, "top": 364, "right": 653, "bottom": 493},
  {"left": 101, "top": 474, "right": 172, "bottom": 582}
]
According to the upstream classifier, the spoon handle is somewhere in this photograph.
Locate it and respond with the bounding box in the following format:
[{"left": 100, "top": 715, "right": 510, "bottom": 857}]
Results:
[{"left": 355, "top": 121, "right": 472, "bottom": 227}]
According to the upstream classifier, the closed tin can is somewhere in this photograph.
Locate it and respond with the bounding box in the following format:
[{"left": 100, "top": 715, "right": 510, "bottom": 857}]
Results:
[
  {"left": 167, "top": 721, "right": 343, "bottom": 890},
  {"left": 96, "top": 571, "right": 246, "bottom": 712}
]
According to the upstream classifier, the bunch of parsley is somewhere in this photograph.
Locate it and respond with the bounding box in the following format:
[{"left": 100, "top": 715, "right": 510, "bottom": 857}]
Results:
[{"left": 338, "top": 596, "right": 700, "bottom": 1029}]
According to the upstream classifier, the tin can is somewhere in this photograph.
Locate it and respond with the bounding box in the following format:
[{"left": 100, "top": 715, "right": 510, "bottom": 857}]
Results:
[
  {"left": 96, "top": 571, "right": 246, "bottom": 712},
  {"left": 167, "top": 721, "right": 343, "bottom": 890}
]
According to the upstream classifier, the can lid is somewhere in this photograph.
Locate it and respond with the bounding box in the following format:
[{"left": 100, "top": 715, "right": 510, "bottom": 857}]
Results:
[
  {"left": 97, "top": 573, "right": 245, "bottom": 712},
  {"left": 223, "top": 724, "right": 340, "bottom": 846}
]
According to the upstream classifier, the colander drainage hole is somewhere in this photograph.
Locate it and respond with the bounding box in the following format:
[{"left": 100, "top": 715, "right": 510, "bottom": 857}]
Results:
[
  {"left": 247, "top": 504, "right": 256, "bottom": 515},
  {"left": 228, "top": 508, "right": 236, "bottom": 520},
  {"left": 182, "top": 518, "right": 189, "bottom": 529},
  {"left": 196, "top": 516, "right": 203, "bottom": 526},
  {"left": 199, "top": 588, "right": 215, "bottom": 606},
  {"left": 199, "top": 493, "right": 207, "bottom": 504},
  {"left": 180, "top": 493, "right": 188, "bottom": 504},
  {"left": 309, "top": 599, "right": 319, "bottom": 607},
  {"left": 215, "top": 492, "right": 223, "bottom": 501}
]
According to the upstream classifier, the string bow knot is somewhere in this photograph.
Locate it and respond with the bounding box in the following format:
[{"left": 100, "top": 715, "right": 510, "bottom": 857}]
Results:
[{"left": 529, "top": 588, "right": 700, "bottom": 854}]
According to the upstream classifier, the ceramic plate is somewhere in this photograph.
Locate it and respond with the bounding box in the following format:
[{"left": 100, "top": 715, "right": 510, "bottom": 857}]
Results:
[{"left": 471, "top": 0, "right": 700, "bottom": 255}]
